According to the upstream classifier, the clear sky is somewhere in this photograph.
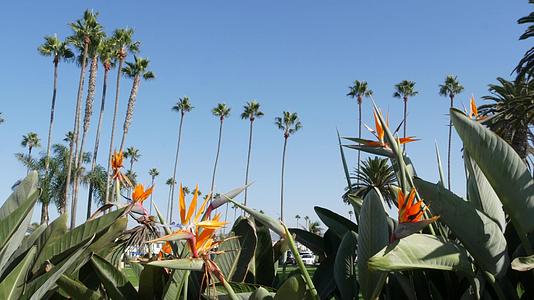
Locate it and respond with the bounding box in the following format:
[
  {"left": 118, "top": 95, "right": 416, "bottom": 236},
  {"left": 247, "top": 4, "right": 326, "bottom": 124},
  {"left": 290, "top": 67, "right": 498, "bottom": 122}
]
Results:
[{"left": 0, "top": 1, "right": 530, "bottom": 228}]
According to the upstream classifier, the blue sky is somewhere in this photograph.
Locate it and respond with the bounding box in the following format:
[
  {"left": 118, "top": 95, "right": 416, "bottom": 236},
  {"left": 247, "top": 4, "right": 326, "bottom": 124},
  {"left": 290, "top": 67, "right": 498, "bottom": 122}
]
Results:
[{"left": 0, "top": 1, "right": 530, "bottom": 227}]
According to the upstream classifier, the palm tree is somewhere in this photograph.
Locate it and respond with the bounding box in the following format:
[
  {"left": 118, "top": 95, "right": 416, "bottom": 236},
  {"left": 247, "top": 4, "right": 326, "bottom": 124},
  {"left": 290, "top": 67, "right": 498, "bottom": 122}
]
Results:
[
  {"left": 165, "top": 177, "right": 176, "bottom": 223},
  {"left": 38, "top": 35, "right": 74, "bottom": 172},
  {"left": 21, "top": 132, "right": 41, "bottom": 173},
  {"left": 439, "top": 75, "right": 464, "bottom": 189},
  {"left": 515, "top": 4, "right": 534, "bottom": 79},
  {"left": 348, "top": 210, "right": 353, "bottom": 221},
  {"left": 105, "top": 28, "right": 140, "bottom": 204},
  {"left": 86, "top": 37, "right": 116, "bottom": 218},
  {"left": 307, "top": 221, "right": 323, "bottom": 235},
  {"left": 241, "top": 100, "right": 264, "bottom": 207},
  {"left": 0, "top": 112, "right": 4, "bottom": 125},
  {"left": 65, "top": 9, "right": 101, "bottom": 225},
  {"left": 304, "top": 216, "right": 310, "bottom": 229},
  {"left": 343, "top": 157, "right": 397, "bottom": 208},
  {"left": 168, "top": 96, "right": 193, "bottom": 222},
  {"left": 479, "top": 77, "right": 534, "bottom": 163},
  {"left": 275, "top": 112, "right": 302, "bottom": 222},
  {"left": 393, "top": 80, "right": 418, "bottom": 149},
  {"left": 210, "top": 103, "right": 231, "bottom": 195},
  {"left": 119, "top": 56, "right": 155, "bottom": 151},
  {"left": 295, "top": 214, "right": 301, "bottom": 227},
  {"left": 347, "top": 80, "right": 373, "bottom": 180},
  {"left": 124, "top": 147, "right": 141, "bottom": 173},
  {"left": 148, "top": 168, "right": 159, "bottom": 215}
]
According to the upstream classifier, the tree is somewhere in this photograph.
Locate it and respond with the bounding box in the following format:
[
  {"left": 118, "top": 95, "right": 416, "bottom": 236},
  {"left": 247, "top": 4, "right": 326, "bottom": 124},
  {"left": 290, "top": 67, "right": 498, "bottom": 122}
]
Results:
[
  {"left": 307, "top": 220, "right": 323, "bottom": 235},
  {"left": 343, "top": 157, "right": 397, "bottom": 208},
  {"left": 38, "top": 35, "right": 74, "bottom": 172},
  {"left": 275, "top": 112, "right": 302, "bottom": 221},
  {"left": 211, "top": 103, "right": 231, "bottom": 223},
  {"left": 21, "top": 132, "right": 41, "bottom": 173},
  {"left": 0, "top": 112, "right": 4, "bottom": 124},
  {"left": 86, "top": 37, "right": 116, "bottom": 218},
  {"left": 168, "top": 96, "right": 193, "bottom": 222},
  {"left": 439, "top": 75, "right": 464, "bottom": 189},
  {"left": 347, "top": 80, "right": 373, "bottom": 181},
  {"left": 479, "top": 77, "right": 534, "bottom": 163},
  {"left": 295, "top": 214, "right": 301, "bottom": 227},
  {"left": 348, "top": 210, "right": 353, "bottom": 221},
  {"left": 119, "top": 56, "right": 155, "bottom": 151},
  {"left": 393, "top": 80, "right": 418, "bottom": 150},
  {"left": 148, "top": 168, "right": 159, "bottom": 215},
  {"left": 165, "top": 177, "right": 176, "bottom": 223},
  {"left": 241, "top": 100, "right": 264, "bottom": 207},
  {"left": 304, "top": 216, "right": 310, "bottom": 228},
  {"left": 515, "top": 2, "right": 534, "bottom": 79},
  {"left": 65, "top": 9, "right": 101, "bottom": 226},
  {"left": 124, "top": 147, "right": 141, "bottom": 173},
  {"left": 105, "top": 28, "right": 140, "bottom": 204}
]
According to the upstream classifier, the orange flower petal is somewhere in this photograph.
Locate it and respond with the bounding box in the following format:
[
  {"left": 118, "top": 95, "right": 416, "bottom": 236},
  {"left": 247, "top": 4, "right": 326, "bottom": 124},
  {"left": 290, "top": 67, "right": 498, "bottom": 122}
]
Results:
[
  {"left": 185, "top": 184, "right": 198, "bottom": 224},
  {"left": 179, "top": 183, "right": 186, "bottom": 224}
]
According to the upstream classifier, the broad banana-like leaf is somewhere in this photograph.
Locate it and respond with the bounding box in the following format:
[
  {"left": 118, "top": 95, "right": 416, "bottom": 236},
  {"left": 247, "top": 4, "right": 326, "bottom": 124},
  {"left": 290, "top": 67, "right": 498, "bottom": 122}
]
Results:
[
  {"left": 414, "top": 178, "right": 508, "bottom": 277},
  {"left": 130, "top": 262, "right": 144, "bottom": 282},
  {"left": 464, "top": 151, "right": 506, "bottom": 232},
  {"left": 162, "top": 270, "right": 186, "bottom": 300},
  {"left": 253, "top": 220, "right": 275, "bottom": 286},
  {"left": 153, "top": 203, "right": 172, "bottom": 235},
  {"left": 451, "top": 108, "right": 534, "bottom": 235},
  {"left": 0, "top": 246, "right": 36, "bottom": 300},
  {"left": 347, "top": 194, "right": 363, "bottom": 219},
  {"left": 214, "top": 235, "right": 242, "bottom": 282},
  {"left": 9, "top": 223, "right": 46, "bottom": 265},
  {"left": 314, "top": 206, "right": 358, "bottom": 238},
  {"left": 139, "top": 265, "right": 166, "bottom": 299},
  {"left": 248, "top": 286, "right": 274, "bottom": 300},
  {"left": 273, "top": 275, "right": 307, "bottom": 300},
  {"left": 148, "top": 258, "right": 204, "bottom": 271},
  {"left": 358, "top": 189, "right": 389, "bottom": 300},
  {"left": 56, "top": 275, "right": 103, "bottom": 300},
  {"left": 230, "top": 217, "right": 257, "bottom": 282},
  {"left": 23, "top": 235, "right": 94, "bottom": 300},
  {"left": 313, "top": 230, "right": 339, "bottom": 299},
  {"left": 289, "top": 228, "right": 325, "bottom": 257},
  {"left": 226, "top": 198, "right": 285, "bottom": 237},
  {"left": 368, "top": 234, "right": 473, "bottom": 274},
  {"left": 334, "top": 231, "right": 359, "bottom": 300},
  {"left": 0, "top": 171, "right": 38, "bottom": 220},
  {"left": 90, "top": 254, "right": 138, "bottom": 300},
  {"left": 511, "top": 254, "right": 534, "bottom": 271}
]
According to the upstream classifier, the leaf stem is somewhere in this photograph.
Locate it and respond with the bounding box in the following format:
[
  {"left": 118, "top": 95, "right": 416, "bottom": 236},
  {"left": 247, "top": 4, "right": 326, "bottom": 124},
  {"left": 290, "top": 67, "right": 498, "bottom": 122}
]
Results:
[{"left": 219, "top": 275, "right": 239, "bottom": 300}]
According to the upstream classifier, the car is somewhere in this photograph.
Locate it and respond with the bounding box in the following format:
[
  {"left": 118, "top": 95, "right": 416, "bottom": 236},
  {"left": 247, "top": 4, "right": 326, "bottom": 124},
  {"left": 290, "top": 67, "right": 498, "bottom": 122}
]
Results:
[
  {"left": 300, "top": 252, "right": 315, "bottom": 265},
  {"left": 284, "top": 251, "right": 296, "bottom": 265}
]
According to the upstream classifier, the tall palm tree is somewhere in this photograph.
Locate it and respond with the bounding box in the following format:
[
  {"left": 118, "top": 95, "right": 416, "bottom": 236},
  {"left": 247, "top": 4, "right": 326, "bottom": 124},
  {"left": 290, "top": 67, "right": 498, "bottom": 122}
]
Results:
[
  {"left": 124, "top": 147, "right": 141, "bottom": 173},
  {"left": 165, "top": 177, "right": 176, "bottom": 223},
  {"left": 275, "top": 112, "right": 302, "bottom": 221},
  {"left": 38, "top": 35, "right": 74, "bottom": 172},
  {"left": 168, "top": 96, "right": 193, "bottom": 222},
  {"left": 295, "top": 214, "right": 301, "bottom": 227},
  {"left": 479, "top": 77, "right": 534, "bottom": 163},
  {"left": 86, "top": 37, "right": 116, "bottom": 218},
  {"left": 438, "top": 75, "right": 464, "bottom": 189},
  {"left": 148, "top": 168, "right": 159, "bottom": 215},
  {"left": 304, "top": 216, "right": 310, "bottom": 228},
  {"left": 241, "top": 100, "right": 264, "bottom": 206},
  {"left": 307, "top": 221, "right": 323, "bottom": 235},
  {"left": 348, "top": 210, "right": 353, "bottom": 221},
  {"left": 343, "top": 157, "right": 398, "bottom": 208},
  {"left": 347, "top": 80, "right": 373, "bottom": 180},
  {"left": 119, "top": 56, "right": 155, "bottom": 151},
  {"left": 105, "top": 28, "right": 140, "bottom": 204},
  {"left": 65, "top": 9, "right": 101, "bottom": 224},
  {"left": 210, "top": 103, "right": 231, "bottom": 195},
  {"left": 515, "top": 3, "right": 534, "bottom": 79},
  {"left": 393, "top": 80, "right": 418, "bottom": 150},
  {"left": 21, "top": 132, "right": 41, "bottom": 173}
]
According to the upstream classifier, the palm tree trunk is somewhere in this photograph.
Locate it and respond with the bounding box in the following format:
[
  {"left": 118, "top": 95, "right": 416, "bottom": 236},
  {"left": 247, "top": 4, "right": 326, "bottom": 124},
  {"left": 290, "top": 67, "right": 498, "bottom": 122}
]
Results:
[
  {"left": 280, "top": 136, "right": 288, "bottom": 222},
  {"left": 65, "top": 40, "right": 89, "bottom": 216},
  {"left": 119, "top": 75, "right": 141, "bottom": 152},
  {"left": 357, "top": 101, "right": 362, "bottom": 183},
  {"left": 210, "top": 119, "right": 224, "bottom": 195},
  {"left": 40, "top": 202, "right": 49, "bottom": 225},
  {"left": 45, "top": 61, "right": 59, "bottom": 172},
  {"left": 403, "top": 97, "right": 408, "bottom": 151},
  {"left": 87, "top": 68, "right": 109, "bottom": 219},
  {"left": 149, "top": 176, "right": 155, "bottom": 215},
  {"left": 27, "top": 147, "right": 32, "bottom": 174},
  {"left": 105, "top": 58, "right": 124, "bottom": 204},
  {"left": 512, "top": 125, "right": 529, "bottom": 161},
  {"left": 166, "top": 184, "right": 172, "bottom": 223},
  {"left": 447, "top": 96, "right": 454, "bottom": 190},
  {"left": 169, "top": 113, "right": 185, "bottom": 222},
  {"left": 243, "top": 119, "right": 254, "bottom": 207}
]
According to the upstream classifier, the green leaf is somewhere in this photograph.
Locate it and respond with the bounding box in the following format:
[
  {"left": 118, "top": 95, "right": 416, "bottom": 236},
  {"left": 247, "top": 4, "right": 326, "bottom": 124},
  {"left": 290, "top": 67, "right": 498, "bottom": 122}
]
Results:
[
  {"left": 0, "top": 171, "right": 38, "bottom": 220},
  {"left": 334, "top": 231, "right": 358, "bottom": 300},
  {"left": 152, "top": 203, "right": 172, "bottom": 235},
  {"left": 90, "top": 254, "right": 138, "bottom": 300},
  {"left": 130, "top": 262, "right": 144, "bottom": 282},
  {"left": 230, "top": 217, "right": 257, "bottom": 282},
  {"left": 253, "top": 220, "right": 275, "bottom": 286},
  {"left": 314, "top": 206, "right": 358, "bottom": 238},
  {"left": 338, "top": 131, "right": 353, "bottom": 192},
  {"left": 368, "top": 234, "right": 473, "bottom": 274},
  {"left": 344, "top": 144, "right": 395, "bottom": 158},
  {"left": 226, "top": 198, "right": 285, "bottom": 237},
  {"left": 274, "top": 275, "right": 307, "bottom": 300},
  {"left": 288, "top": 228, "right": 325, "bottom": 257},
  {"left": 435, "top": 143, "right": 445, "bottom": 187},
  {"left": 162, "top": 270, "right": 186, "bottom": 300},
  {"left": 148, "top": 258, "right": 204, "bottom": 271},
  {"left": 214, "top": 235, "right": 242, "bottom": 281},
  {"left": 248, "top": 287, "right": 274, "bottom": 300},
  {"left": 464, "top": 150, "right": 506, "bottom": 232},
  {"left": 138, "top": 265, "right": 166, "bottom": 300},
  {"left": 511, "top": 254, "right": 534, "bottom": 271},
  {"left": 357, "top": 189, "right": 388, "bottom": 300},
  {"left": 0, "top": 246, "right": 36, "bottom": 300},
  {"left": 451, "top": 108, "right": 534, "bottom": 236},
  {"left": 56, "top": 275, "right": 103, "bottom": 300},
  {"left": 414, "top": 178, "right": 508, "bottom": 277}
]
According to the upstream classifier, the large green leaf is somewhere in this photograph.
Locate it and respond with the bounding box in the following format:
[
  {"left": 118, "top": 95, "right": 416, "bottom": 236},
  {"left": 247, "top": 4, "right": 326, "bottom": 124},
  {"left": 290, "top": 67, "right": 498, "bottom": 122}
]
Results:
[
  {"left": 314, "top": 206, "right": 358, "bottom": 238},
  {"left": 451, "top": 108, "right": 534, "bottom": 235},
  {"left": 148, "top": 258, "right": 204, "bottom": 271},
  {"left": 138, "top": 265, "right": 166, "bottom": 300},
  {"left": 90, "top": 254, "right": 138, "bottom": 300},
  {"left": 56, "top": 274, "right": 103, "bottom": 300},
  {"left": 0, "top": 246, "right": 36, "bottom": 300},
  {"left": 414, "top": 178, "right": 508, "bottom": 277},
  {"left": 464, "top": 151, "right": 506, "bottom": 232},
  {"left": 230, "top": 217, "right": 257, "bottom": 282},
  {"left": 249, "top": 286, "right": 274, "bottom": 300},
  {"left": 338, "top": 131, "right": 353, "bottom": 193},
  {"left": 357, "top": 189, "right": 388, "bottom": 300},
  {"left": 334, "top": 231, "right": 358, "bottom": 300},
  {"left": 434, "top": 143, "right": 445, "bottom": 187},
  {"left": 368, "top": 234, "right": 473, "bottom": 274},
  {"left": 8, "top": 223, "right": 46, "bottom": 266},
  {"left": 511, "top": 254, "right": 534, "bottom": 271},
  {"left": 274, "top": 275, "right": 307, "bottom": 300},
  {"left": 0, "top": 172, "right": 38, "bottom": 220},
  {"left": 288, "top": 228, "right": 325, "bottom": 257},
  {"left": 214, "top": 235, "right": 242, "bottom": 281},
  {"left": 162, "top": 269, "right": 186, "bottom": 300},
  {"left": 253, "top": 220, "right": 275, "bottom": 286},
  {"left": 226, "top": 198, "right": 285, "bottom": 237}
]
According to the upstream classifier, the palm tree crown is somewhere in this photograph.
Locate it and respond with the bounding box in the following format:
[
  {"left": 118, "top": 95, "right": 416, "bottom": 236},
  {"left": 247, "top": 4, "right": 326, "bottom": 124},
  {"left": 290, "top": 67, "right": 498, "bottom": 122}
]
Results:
[
  {"left": 122, "top": 56, "right": 155, "bottom": 80},
  {"left": 21, "top": 132, "right": 41, "bottom": 150},
  {"left": 172, "top": 96, "right": 194, "bottom": 115},
  {"left": 275, "top": 111, "right": 302, "bottom": 138},
  {"left": 124, "top": 147, "right": 141, "bottom": 170},
  {"left": 38, "top": 35, "right": 74, "bottom": 65},
  {"left": 394, "top": 80, "right": 418, "bottom": 100},
  {"left": 212, "top": 103, "right": 231, "bottom": 121},
  {"left": 149, "top": 168, "right": 160, "bottom": 178},
  {"left": 68, "top": 10, "right": 102, "bottom": 56},
  {"left": 111, "top": 28, "right": 140, "bottom": 60},
  {"left": 241, "top": 100, "right": 264, "bottom": 121},
  {"left": 166, "top": 178, "right": 176, "bottom": 186},
  {"left": 99, "top": 37, "right": 116, "bottom": 71},
  {"left": 347, "top": 80, "right": 373, "bottom": 104},
  {"left": 439, "top": 75, "right": 464, "bottom": 99}
]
